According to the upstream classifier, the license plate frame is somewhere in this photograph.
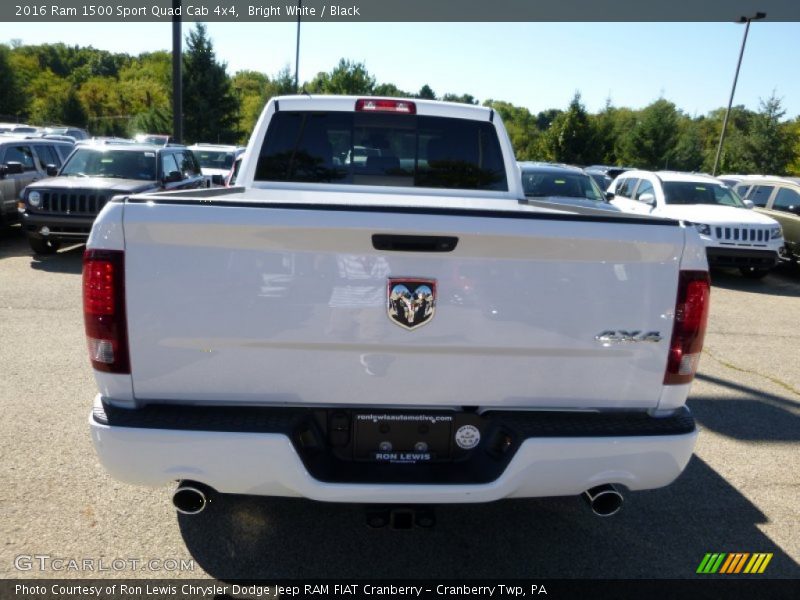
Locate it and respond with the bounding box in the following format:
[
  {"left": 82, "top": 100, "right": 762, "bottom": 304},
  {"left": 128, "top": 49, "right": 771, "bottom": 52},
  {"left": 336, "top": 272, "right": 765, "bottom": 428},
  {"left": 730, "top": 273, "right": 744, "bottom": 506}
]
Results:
[{"left": 353, "top": 412, "right": 455, "bottom": 463}]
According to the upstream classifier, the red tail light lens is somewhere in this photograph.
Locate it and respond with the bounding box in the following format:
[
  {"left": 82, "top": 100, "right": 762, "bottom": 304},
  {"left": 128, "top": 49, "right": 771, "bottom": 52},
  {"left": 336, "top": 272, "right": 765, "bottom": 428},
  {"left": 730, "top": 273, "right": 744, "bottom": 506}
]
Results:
[
  {"left": 83, "top": 249, "right": 129, "bottom": 374},
  {"left": 355, "top": 99, "right": 416, "bottom": 114},
  {"left": 664, "top": 270, "right": 710, "bottom": 385}
]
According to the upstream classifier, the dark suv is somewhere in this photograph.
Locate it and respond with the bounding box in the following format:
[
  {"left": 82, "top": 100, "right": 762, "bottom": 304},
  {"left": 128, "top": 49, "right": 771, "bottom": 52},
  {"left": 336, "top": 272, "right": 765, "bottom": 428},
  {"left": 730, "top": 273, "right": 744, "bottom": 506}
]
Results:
[{"left": 21, "top": 143, "right": 204, "bottom": 253}]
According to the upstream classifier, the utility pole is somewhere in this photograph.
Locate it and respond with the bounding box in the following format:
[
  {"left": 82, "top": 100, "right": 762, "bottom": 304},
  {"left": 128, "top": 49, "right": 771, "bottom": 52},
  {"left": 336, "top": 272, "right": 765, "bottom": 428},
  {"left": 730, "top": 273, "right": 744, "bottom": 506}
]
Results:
[
  {"left": 295, "top": 0, "right": 302, "bottom": 92},
  {"left": 172, "top": 0, "right": 183, "bottom": 143},
  {"left": 712, "top": 12, "right": 766, "bottom": 176}
]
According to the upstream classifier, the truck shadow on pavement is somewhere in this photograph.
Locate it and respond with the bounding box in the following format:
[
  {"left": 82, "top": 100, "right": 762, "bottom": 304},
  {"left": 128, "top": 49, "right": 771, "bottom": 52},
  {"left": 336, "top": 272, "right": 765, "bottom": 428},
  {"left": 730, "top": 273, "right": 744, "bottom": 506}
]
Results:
[
  {"left": 690, "top": 374, "right": 799, "bottom": 442},
  {"left": 0, "top": 225, "right": 83, "bottom": 272},
  {"left": 177, "top": 459, "right": 799, "bottom": 580},
  {"left": 29, "top": 244, "right": 84, "bottom": 274}
]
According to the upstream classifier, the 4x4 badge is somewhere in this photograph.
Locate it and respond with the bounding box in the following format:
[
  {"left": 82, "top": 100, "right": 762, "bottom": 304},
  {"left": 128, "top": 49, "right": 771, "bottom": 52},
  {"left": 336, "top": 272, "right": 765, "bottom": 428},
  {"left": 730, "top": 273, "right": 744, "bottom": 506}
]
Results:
[{"left": 387, "top": 278, "right": 436, "bottom": 330}]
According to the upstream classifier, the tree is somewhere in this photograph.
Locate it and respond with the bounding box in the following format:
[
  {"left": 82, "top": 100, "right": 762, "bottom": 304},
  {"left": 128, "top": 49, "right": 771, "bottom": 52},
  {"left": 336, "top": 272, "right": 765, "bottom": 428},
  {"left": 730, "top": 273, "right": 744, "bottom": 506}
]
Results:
[
  {"left": 671, "top": 116, "right": 704, "bottom": 172},
  {"left": 373, "top": 82, "right": 409, "bottom": 97},
  {"left": 182, "top": 23, "right": 239, "bottom": 143},
  {"left": 306, "top": 59, "right": 375, "bottom": 95},
  {"left": 483, "top": 99, "right": 541, "bottom": 161},
  {"left": 416, "top": 84, "right": 436, "bottom": 100},
  {"left": 441, "top": 93, "right": 478, "bottom": 105},
  {"left": 786, "top": 118, "right": 800, "bottom": 176},
  {"left": 544, "top": 92, "right": 597, "bottom": 165},
  {"left": 628, "top": 99, "right": 680, "bottom": 169},
  {"left": 536, "top": 109, "right": 561, "bottom": 131},
  {"left": 745, "top": 94, "right": 794, "bottom": 175},
  {"left": 0, "top": 44, "right": 25, "bottom": 118}
]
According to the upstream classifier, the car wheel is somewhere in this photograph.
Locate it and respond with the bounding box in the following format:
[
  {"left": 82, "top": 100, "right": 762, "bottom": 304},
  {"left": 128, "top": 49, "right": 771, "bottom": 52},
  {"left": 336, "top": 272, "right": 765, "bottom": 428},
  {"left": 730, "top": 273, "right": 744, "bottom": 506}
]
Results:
[
  {"left": 28, "top": 235, "right": 61, "bottom": 255},
  {"left": 738, "top": 267, "right": 770, "bottom": 279}
]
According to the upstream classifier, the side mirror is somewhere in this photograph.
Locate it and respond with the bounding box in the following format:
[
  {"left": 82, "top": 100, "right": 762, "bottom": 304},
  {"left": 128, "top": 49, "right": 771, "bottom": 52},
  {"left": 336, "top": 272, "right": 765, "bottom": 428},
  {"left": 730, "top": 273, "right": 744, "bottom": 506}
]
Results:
[
  {"left": 46, "top": 164, "right": 59, "bottom": 177},
  {"left": 3, "top": 162, "right": 24, "bottom": 175},
  {"left": 742, "top": 199, "right": 754, "bottom": 209},
  {"left": 639, "top": 192, "right": 656, "bottom": 206},
  {"left": 163, "top": 170, "right": 182, "bottom": 184},
  {"left": 788, "top": 205, "right": 800, "bottom": 216},
  {"left": 604, "top": 191, "right": 615, "bottom": 201}
]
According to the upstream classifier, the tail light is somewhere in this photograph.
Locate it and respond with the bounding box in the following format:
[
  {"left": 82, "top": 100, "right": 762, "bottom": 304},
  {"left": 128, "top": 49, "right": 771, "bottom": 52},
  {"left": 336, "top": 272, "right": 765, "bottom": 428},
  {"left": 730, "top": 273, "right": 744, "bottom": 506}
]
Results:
[
  {"left": 355, "top": 99, "right": 416, "bottom": 114},
  {"left": 664, "top": 270, "right": 710, "bottom": 385},
  {"left": 83, "top": 249, "right": 129, "bottom": 374}
]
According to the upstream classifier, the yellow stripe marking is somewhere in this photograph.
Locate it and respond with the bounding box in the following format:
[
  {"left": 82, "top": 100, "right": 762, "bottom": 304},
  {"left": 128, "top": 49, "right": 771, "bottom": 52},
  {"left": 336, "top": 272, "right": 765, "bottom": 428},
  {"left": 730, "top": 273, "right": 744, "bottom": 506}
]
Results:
[
  {"left": 744, "top": 554, "right": 759, "bottom": 573},
  {"left": 758, "top": 554, "right": 773, "bottom": 574}
]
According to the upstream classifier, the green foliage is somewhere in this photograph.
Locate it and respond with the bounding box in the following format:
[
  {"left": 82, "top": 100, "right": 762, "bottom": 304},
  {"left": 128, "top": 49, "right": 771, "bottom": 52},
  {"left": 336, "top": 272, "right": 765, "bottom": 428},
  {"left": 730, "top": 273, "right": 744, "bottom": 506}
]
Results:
[
  {"left": 786, "top": 118, "right": 800, "bottom": 176},
  {"left": 441, "top": 93, "right": 478, "bottom": 105},
  {"left": 544, "top": 92, "right": 597, "bottom": 165},
  {"left": 483, "top": 99, "right": 541, "bottom": 160},
  {"left": 0, "top": 44, "right": 25, "bottom": 117},
  {"left": 627, "top": 99, "right": 680, "bottom": 169},
  {"left": 3, "top": 41, "right": 799, "bottom": 172},
  {"left": 416, "top": 84, "right": 436, "bottom": 100},
  {"left": 182, "top": 23, "right": 240, "bottom": 144},
  {"left": 306, "top": 59, "right": 375, "bottom": 95},
  {"left": 746, "top": 94, "right": 794, "bottom": 175},
  {"left": 671, "top": 117, "right": 704, "bottom": 172},
  {"left": 374, "top": 82, "right": 409, "bottom": 98}
]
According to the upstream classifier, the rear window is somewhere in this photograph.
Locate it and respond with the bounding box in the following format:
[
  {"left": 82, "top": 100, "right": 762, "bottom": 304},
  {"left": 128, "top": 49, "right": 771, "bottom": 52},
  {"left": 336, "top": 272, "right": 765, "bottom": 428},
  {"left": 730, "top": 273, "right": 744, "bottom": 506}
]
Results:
[
  {"left": 522, "top": 171, "right": 603, "bottom": 201},
  {"left": 256, "top": 111, "right": 508, "bottom": 191}
]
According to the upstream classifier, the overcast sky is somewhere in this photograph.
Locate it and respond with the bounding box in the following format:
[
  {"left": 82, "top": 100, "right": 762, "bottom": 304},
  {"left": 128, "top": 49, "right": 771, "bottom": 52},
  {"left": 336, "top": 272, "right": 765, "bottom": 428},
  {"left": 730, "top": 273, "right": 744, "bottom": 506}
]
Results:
[{"left": 5, "top": 21, "right": 800, "bottom": 118}]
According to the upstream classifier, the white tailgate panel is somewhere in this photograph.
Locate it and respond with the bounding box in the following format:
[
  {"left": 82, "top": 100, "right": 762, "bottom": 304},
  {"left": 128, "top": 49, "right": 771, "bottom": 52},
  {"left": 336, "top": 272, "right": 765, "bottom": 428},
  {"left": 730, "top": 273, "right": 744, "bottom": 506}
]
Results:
[{"left": 123, "top": 202, "right": 683, "bottom": 409}]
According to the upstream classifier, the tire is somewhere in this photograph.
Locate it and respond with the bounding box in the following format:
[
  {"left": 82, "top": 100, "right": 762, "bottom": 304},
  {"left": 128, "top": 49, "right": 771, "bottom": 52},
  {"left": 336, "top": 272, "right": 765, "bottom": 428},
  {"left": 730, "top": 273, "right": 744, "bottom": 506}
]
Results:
[
  {"left": 739, "top": 266, "right": 770, "bottom": 279},
  {"left": 28, "top": 235, "right": 61, "bottom": 255}
]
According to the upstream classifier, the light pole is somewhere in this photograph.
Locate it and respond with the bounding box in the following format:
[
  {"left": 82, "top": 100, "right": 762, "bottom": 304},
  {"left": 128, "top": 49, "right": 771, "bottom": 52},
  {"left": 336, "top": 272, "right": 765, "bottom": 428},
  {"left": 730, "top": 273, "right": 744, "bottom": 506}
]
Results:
[
  {"left": 172, "top": 0, "right": 182, "bottom": 143},
  {"left": 294, "top": 0, "right": 302, "bottom": 93},
  {"left": 712, "top": 12, "right": 766, "bottom": 176}
]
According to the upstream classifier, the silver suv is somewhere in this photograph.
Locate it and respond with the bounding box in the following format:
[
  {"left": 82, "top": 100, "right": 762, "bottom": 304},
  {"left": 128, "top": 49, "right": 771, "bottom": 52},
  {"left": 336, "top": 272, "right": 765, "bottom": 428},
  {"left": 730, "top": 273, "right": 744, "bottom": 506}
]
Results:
[
  {"left": 734, "top": 176, "right": 800, "bottom": 263},
  {"left": 0, "top": 137, "right": 74, "bottom": 225}
]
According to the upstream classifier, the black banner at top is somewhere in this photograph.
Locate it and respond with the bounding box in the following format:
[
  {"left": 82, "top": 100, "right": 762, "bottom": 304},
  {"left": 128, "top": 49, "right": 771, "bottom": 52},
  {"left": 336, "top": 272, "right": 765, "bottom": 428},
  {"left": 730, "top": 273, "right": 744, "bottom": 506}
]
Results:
[{"left": 3, "top": 0, "right": 800, "bottom": 23}]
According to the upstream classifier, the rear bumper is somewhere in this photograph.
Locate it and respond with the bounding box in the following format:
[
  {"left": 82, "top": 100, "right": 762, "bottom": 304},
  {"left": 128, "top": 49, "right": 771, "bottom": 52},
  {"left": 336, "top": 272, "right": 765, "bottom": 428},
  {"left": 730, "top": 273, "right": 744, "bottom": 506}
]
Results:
[
  {"left": 706, "top": 247, "right": 779, "bottom": 269},
  {"left": 90, "top": 397, "right": 698, "bottom": 502}
]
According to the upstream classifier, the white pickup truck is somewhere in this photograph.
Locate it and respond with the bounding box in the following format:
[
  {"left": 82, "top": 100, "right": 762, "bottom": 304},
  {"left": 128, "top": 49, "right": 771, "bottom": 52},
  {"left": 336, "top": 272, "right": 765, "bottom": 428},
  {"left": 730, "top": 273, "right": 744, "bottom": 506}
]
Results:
[{"left": 87, "top": 96, "right": 709, "bottom": 522}]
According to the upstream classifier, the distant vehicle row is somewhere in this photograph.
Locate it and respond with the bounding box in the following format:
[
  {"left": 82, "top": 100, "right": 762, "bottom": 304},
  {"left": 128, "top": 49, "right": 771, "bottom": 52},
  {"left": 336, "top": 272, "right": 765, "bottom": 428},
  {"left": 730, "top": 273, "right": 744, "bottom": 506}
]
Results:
[
  {"left": 607, "top": 171, "right": 784, "bottom": 278},
  {"left": 20, "top": 142, "right": 207, "bottom": 253}
]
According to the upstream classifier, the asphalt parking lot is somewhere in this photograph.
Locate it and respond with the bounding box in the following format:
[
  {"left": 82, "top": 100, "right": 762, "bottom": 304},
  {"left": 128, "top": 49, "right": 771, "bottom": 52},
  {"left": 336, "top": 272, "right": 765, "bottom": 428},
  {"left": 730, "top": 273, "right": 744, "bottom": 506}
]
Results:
[{"left": 0, "top": 223, "right": 798, "bottom": 580}]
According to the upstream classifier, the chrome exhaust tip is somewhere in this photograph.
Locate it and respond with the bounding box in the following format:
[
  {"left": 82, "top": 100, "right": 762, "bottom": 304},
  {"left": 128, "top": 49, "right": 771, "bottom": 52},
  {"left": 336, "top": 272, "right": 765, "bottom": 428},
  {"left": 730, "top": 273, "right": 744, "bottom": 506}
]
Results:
[
  {"left": 172, "top": 482, "right": 209, "bottom": 515},
  {"left": 583, "top": 484, "right": 624, "bottom": 517}
]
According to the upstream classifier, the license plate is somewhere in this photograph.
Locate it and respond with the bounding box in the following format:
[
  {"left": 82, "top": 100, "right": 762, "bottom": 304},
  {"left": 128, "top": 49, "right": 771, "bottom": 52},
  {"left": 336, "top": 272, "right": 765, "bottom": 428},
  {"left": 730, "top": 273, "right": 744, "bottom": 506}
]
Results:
[{"left": 353, "top": 412, "right": 454, "bottom": 463}]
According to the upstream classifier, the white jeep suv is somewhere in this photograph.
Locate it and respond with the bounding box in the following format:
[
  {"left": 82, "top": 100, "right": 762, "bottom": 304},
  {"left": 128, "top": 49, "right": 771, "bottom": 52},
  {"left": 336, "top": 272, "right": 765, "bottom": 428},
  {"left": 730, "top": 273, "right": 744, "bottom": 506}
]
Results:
[{"left": 608, "top": 171, "right": 784, "bottom": 278}]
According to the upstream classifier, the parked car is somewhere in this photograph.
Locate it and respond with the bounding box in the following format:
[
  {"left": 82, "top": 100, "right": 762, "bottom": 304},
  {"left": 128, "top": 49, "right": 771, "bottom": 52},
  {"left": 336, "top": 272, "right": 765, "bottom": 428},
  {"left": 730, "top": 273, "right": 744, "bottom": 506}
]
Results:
[
  {"left": 76, "top": 137, "right": 135, "bottom": 146},
  {"left": 734, "top": 176, "right": 800, "bottom": 263},
  {"left": 20, "top": 144, "right": 205, "bottom": 253},
  {"left": 608, "top": 171, "right": 784, "bottom": 278},
  {"left": 519, "top": 162, "right": 620, "bottom": 212},
  {"left": 42, "top": 126, "right": 90, "bottom": 141},
  {"left": 716, "top": 174, "right": 749, "bottom": 188},
  {"left": 584, "top": 165, "right": 634, "bottom": 191},
  {"left": 0, "top": 124, "right": 39, "bottom": 135},
  {"left": 0, "top": 137, "right": 74, "bottom": 226},
  {"left": 187, "top": 144, "right": 246, "bottom": 186}
]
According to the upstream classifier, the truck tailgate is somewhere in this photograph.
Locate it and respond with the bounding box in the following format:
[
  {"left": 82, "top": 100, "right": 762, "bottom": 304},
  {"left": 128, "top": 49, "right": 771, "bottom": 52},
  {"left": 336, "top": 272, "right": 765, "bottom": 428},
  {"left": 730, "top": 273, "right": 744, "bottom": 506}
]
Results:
[{"left": 122, "top": 200, "right": 684, "bottom": 410}]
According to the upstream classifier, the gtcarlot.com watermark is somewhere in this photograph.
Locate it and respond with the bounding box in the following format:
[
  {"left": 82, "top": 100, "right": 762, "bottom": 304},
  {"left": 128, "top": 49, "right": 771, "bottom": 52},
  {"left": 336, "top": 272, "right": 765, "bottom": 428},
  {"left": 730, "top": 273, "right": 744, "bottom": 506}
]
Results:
[{"left": 14, "top": 554, "right": 194, "bottom": 572}]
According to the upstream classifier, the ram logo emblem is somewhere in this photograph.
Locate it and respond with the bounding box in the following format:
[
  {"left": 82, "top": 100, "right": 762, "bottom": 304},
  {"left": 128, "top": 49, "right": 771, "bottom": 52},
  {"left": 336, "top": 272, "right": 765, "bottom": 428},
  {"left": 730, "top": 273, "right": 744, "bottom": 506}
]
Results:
[
  {"left": 387, "top": 278, "right": 436, "bottom": 330},
  {"left": 595, "top": 330, "right": 662, "bottom": 344}
]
